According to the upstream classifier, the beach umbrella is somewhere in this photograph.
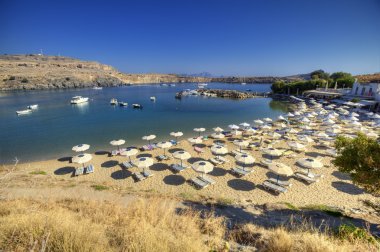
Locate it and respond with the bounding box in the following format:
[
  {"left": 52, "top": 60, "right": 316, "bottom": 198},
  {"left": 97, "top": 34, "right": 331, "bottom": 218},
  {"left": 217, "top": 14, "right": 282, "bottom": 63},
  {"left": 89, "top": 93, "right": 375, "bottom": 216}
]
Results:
[
  {"left": 213, "top": 127, "right": 224, "bottom": 132},
  {"left": 261, "top": 147, "right": 283, "bottom": 158},
  {"left": 296, "top": 157, "right": 323, "bottom": 175},
  {"left": 315, "top": 132, "right": 329, "bottom": 138},
  {"left": 323, "top": 119, "right": 335, "bottom": 125},
  {"left": 324, "top": 148, "right": 337, "bottom": 157},
  {"left": 254, "top": 119, "right": 264, "bottom": 125},
  {"left": 348, "top": 116, "right": 359, "bottom": 121},
  {"left": 367, "top": 132, "right": 379, "bottom": 139},
  {"left": 134, "top": 157, "right": 154, "bottom": 172},
  {"left": 305, "top": 113, "right": 314, "bottom": 118},
  {"left": 156, "top": 141, "right": 173, "bottom": 155},
  {"left": 233, "top": 139, "right": 249, "bottom": 152},
  {"left": 297, "top": 135, "right": 314, "bottom": 143},
  {"left": 287, "top": 128, "right": 299, "bottom": 134},
  {"left": 120, "top": 148, "right": 138, "bottom": 162},
  {"left": 142, "top": 135, "right": 156, "bottom": 144},
  {"left": 279, "top": 123, "right": 287, "bottom": 128},
  {"left": 299, "top": 125, "right": 312, "bottom": 130},
  {"left": 110, "top": 139, "right": 125, "bottom": 151},
  {"left": 229, "top": 124, "right": 239, "bottom": 130},
  {"left": 239, "top": 122, "right": 250, "bottom": 128},
  {"left": 351, "top": 112, "right": 359, "bottom": 117},
  {"left": 244, "top": 128, "right": 257, "bottom": 135},
  {"left": 350, "top": 121, "right": 362, "bottom": 127},
  {"left": 331, "top": 124, "right": 341, "bottom": 129},
  {"left": 371, "top": 114, "right": 380, "bottom": 120},
  {"left": 193, "top": 128, "right": 205, "bottom": 136},
  {"left": 235, "top": 153, "right": 255, "bottom": 170},
  {"left": 261, "top": 124, "right": 272, "bottom": 130},
  {"left": 326, "top": 128, "right": 341, "bottom": 135},
  {"left": 287, "top": 141, "right": 306, "bottom": 151},
  {"left": 72, "top": 153, "right": 92, "bottom": 168},
  {"left": 211, "top": 132, "right": 225, "bottom": 139},
  {"left": 268, "top": 131, "right": 281, "bottom": 139},
  {"left": 278, "top": 115, "right": 286, "bottom": 121},
  {"left": 211, "top": 145, "right": 228, "bottom": 157},
  {"left": 173, "top": 150, "right": 191, "bottom": 167},
  {"left": 72, "top": 144, "right": 90, "bottom": 153},
  {"left": 294, "top": 111, "right": 302, "bottom": 116},
  {"left": 188, "top": 137, "right": 203, "bottom": 144},
  {"left": 286, "top": 112, "right": 295, "bottom": 117},
  {"left": 263, "top": 117, "right": 273, "bottom": 123},
  {"left": 300, "top": 117, "right": 310, "bottom": 123},
  {"left": 268, "top": 162, "right": 294, "bottom": 183},
  {"left": 170, "top": 131, "right": 183, "bottom": 143},
  {"left": 192, "top": 160, "right": 214, "bottom": 177}
]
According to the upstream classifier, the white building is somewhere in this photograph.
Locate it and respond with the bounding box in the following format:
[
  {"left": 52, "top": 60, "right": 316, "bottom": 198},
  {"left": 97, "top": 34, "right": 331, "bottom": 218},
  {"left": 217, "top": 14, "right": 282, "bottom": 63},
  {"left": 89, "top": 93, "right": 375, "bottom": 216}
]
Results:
[{"left": 350, "top": 82, "right": 380, "bottom": 101}]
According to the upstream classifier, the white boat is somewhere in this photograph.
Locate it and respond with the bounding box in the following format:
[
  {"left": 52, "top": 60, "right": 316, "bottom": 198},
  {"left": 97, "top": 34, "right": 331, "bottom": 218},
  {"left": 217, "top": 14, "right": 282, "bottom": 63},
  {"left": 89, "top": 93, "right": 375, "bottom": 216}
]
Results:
[
  {"left": 93, "top": 86, "right": 103, "bottom": 90},
  {"left": 132, "top": 104, "right": 143, "bottom": 109},
  {"left": 110, "top": 98, "right": 118, "bottom": 105},
  {"left": 70, "top": 96, "right": 89, "bottom": 104},
  {"left": 160, "top": 83, "right": 168, "bottom": 87},
  {"left": 16, "top": 109, "right": 32, "bottom": 115},
  {"left": 119, "top": 102, "right": 128, "bottom": 106},
  {"left": 169, "top": 84, "right": 176, "bottom": 87},
  {"left": 27, "top": 104, "right": 38, "bottom": 109},
  {"left": 150, "top": 96, "right": 156, "bottom": 101},
  {"left": 241, "top": 82, "right": 246, "bottom": 85}
]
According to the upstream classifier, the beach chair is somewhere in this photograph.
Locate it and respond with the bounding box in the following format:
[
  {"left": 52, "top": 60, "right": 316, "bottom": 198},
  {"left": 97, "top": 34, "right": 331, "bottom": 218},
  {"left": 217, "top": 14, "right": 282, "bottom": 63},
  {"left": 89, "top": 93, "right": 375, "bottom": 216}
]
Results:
[
  {"left": 267, "top": 178, "right": 292, "bottom": 187},
  {"left": 189, "top": 177, "right": 209, "bottom": 189},
  {"left": 231, "top": 149, "right": 249, "bottom": 156},
  {"left": 210, "top": 158, "right": 222, "bottom": 165},
  {"left": 85, "top": 164, "right": 94, "bottom": 174},
  {"left": 262, "top": 181, "right": 287, "bottom": 194},
  {"left": 170, "top": 164, "right": 187, "bottom": 173},
  {"left": 143, "top": 170, "right": 154, "bottom": 178},
  {"left": 170, "top": 139, "right": 178, "bottom": 145},
  {"left": 230, "top": 167, "right": 253, "bottom": 177},
  {"left": 216, "top": 156, "right": 229, "bottom": 163},
  {"left": 141, "top": 145, "right": 153, "bottom": 151},
  {"left": 157, "top": 154, "right": 169, "bottom": 161},
  {"left": 297, "top": 169, "right": 324, "bottom": 178},
  {"left": 294, "top": 172, "right": 319, "bottom": 184},
  {"left": 260, "top": 158, "right": 273, "bottom": 167},
  {"left": 74, "top": 167, "right": 84, "bottom": 176},
  {"left": 194, "top": 146, "right": 205, "bottom": 155},
  {"left": 199, "top": 175, "right": 216, "bottom": 185},
  {"left": 133, "top": 172, "right": 146, "bottom": 181},
  {"left": 111, "top": 150, "right": 119, "bottom": 156},
  {"left": 122, "top": 161, "right": 134, "bottom": 169}
]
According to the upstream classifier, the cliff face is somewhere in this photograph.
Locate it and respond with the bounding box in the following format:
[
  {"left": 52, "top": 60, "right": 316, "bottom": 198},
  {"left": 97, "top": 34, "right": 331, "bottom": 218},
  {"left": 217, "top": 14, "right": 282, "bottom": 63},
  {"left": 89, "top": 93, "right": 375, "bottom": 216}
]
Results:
[
  {"left": 0, "top": 54, "right": 210, "bottom": 90},
  {"left": 210, "top": 76, "right": 306, "bottom": 83}
]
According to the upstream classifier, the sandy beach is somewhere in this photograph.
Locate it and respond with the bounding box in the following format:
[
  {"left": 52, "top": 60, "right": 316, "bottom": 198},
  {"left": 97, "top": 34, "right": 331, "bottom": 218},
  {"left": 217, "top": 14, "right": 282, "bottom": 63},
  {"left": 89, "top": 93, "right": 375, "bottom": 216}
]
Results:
[{"left": 1, "top": 120, "right": 377, "bottom": 211}]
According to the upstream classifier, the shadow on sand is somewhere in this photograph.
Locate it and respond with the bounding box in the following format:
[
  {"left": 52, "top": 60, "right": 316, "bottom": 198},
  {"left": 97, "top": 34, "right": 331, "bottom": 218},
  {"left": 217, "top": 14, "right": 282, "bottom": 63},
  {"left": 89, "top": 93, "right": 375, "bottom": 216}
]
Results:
[
  {"left": 209, "top": 167, "right": 227, "bottom": 177},
  {"left": 111, "top": 169, "right": 132, "bottom": 180},
  {"left": 57, "top": 156, "right": 71, "bottom": 162},
  {"left": 101, "top": 160, "right": 119, "bottom": 168},
  {"left": 54, "top": 166, "right": 75, "bottom": 175},
  {"left": 331, "top": 181, "right": 364, "bottom": 195},
  {"left": 227, "top": 179, "right": 255, "bottom": 191},
  {"left": 163, "top": 174, "right": 186, "bottom": 186}
]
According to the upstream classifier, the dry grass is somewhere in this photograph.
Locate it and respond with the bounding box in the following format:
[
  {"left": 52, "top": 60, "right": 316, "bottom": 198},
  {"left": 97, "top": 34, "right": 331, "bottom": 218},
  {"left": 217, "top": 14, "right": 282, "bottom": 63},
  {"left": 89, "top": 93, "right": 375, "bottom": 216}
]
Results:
[{"left": 0, "top": 198, "right": 378, "bottom": 252}]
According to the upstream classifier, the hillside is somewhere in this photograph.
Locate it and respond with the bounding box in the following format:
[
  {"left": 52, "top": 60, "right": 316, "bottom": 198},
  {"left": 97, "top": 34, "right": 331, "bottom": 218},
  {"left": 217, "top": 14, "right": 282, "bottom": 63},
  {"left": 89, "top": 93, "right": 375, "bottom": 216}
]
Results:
[
  {"left": 355, "top": 73, "right": 380, "bottom": 83},
  {"left": 0, "top": 54, "right": 210, "bottom": 90}
]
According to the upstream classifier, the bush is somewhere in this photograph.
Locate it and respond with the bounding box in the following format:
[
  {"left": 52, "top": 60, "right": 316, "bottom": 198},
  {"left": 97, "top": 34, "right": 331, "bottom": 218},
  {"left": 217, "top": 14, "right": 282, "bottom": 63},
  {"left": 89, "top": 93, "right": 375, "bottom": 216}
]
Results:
[
  {"left": 90, "top": 185, "right": 109, "bottom": 191},
  {"left": 338, "top": 224, "right": 377, "bottom": 244},
  {"left": 29, "top": 171, "right": 47, "bottom": 175},
  {"left": 351, "top": 98, "right": 360, "bottom": 103},
  {"left": 8, "top": 76, "right": 15, "bottom": 81},
  {"left": 21, "top": 78, "right": 28, "bottom": 83}
]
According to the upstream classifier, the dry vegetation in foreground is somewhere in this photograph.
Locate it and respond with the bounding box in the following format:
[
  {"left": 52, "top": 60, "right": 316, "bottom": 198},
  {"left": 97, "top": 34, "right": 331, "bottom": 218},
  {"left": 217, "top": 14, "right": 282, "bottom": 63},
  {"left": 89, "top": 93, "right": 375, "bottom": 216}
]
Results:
[{"left": 0, "top": 198, "right": 378, "bottom": 252}]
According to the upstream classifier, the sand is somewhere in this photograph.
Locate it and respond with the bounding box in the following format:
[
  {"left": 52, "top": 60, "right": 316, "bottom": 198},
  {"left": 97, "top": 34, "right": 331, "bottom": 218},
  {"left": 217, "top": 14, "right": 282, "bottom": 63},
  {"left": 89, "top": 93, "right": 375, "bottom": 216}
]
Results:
[{"left": 1, "top": 120, "right": 377, "bottom": 211}]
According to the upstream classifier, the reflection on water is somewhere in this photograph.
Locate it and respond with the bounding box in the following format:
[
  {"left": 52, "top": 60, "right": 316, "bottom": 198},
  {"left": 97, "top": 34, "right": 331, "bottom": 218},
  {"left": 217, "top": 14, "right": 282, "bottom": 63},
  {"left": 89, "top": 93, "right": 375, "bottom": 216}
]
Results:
[{"left": 0, "top": 83, "right": 289, "bottom": 163}]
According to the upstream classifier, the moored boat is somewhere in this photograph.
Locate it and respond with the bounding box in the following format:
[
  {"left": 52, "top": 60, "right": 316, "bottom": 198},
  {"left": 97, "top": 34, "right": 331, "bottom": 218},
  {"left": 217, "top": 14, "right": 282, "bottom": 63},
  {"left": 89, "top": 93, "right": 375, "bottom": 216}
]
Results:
[
  {"left": 16, "top": 109, "right": 32, "bottom": 115},
  {"left": 132, "top": 104, "right": 143, "bottom": 109},
  {"left": 27, "top": 104, "right": 38, "bottom": 109},
  {"left": 110, "top": 98, "right": 118, "bottom": 105},
  {"left": 70, "top": 96, "right": 89, "bottom": 104},
  {"left": 119, "top": 102, "right": 128, "bottom": 106},
  {"left": 93, "top": 86, "right": 103, "bottom": 90},
  {"left": 150, "top": 96, "right": 156, "bottom": 101}
]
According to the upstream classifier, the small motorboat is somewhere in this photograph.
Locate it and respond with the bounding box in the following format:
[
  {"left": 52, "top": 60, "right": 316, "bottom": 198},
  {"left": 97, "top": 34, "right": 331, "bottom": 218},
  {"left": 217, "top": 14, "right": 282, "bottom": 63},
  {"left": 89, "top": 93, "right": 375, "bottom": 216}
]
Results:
[
  {"left": 27, "top": 104, "right": 38, "bottom": 109},
  {"left": 160, "top": 83, "right": 168, "bottom": 87},
  {"left": 119, "top": 102, "right": 128, "bottom": 107},
  {"left": 110, "top": 98, "right": 118, "bottom": 105},
  {"left": 16, "top": 109, "right": 32, "bottom": 115},
  {"left": 71, "top": 96, "right": 89, "bottom": 104},
  {"left": 93, "top": 86, "right": 103, "bottom": 90},
  {"left": 150, "top": 96, "right": 156, "bottom": 101},
  {"left": 132, "top": 104, "right": 143, "bottom": 109},
  {"left": 169, "top": 84, "right": 176, "bottom": 87},
  {"left": 241, "top": 82, "right": 247, "bottom": 85}
]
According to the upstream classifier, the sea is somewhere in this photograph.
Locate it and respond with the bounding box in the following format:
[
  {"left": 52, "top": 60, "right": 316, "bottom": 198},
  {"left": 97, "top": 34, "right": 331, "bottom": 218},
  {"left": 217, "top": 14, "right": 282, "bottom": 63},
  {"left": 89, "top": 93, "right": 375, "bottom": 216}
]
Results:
[{"left": 0, "top": 83, "right": 290, "bottom": 163}]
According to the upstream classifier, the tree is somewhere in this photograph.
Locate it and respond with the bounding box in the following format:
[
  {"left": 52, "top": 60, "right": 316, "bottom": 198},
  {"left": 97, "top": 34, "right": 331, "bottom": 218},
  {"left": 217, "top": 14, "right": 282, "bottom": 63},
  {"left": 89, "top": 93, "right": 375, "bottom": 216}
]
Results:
[
  {"left": 310, "top": 70, "right": 329, "bottom": 80},
  {"left": 271, "top": 80, "right": 286, "bottom": 93},
  {"left": 333, "top": 133, "right": 380, "bottom": 194},
  {"left": 330, "top": 72, "right": 355, "bottom": 88}
]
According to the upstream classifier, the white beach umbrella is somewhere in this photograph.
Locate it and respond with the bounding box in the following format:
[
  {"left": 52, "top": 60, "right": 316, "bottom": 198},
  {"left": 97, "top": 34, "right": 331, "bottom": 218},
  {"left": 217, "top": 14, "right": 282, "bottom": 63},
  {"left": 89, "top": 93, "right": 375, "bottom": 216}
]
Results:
[
  {"left": 229, "top": 124, "right": 240, "bottom": 130},
  {"left": 350, "top": 121, "right": 362, "bottom": 127},
  {"left": 351, "top": 112, "right": 359, "bottom": 117},
  {"left": 268, "top": 162, "right": 294, "bottom": 183},
  {"left": 297, "top": 135, "right": 314, "bottom": 143},
  {"left": 110, "top": 139, "right": 126, "bottom": 151},
  {"left": 142, "top": 135, "right": 156, "bottom": 144},
  {"left": 367, "top": 132, "right": 379, "bottom": 139},
  {"left": 300, "top": 117, "right": 310, "bottom": 123},
  {"left": 192, "top": 160, "right": 214, "bottom": 177},
  {"left": 323, "top": 119, "right": 335, "bottom": 125},
  {"left": 211, "top": 132, "right": 225, "bottom": 139},
  {"left": 279, "top": 123, "right": 288, "bottom": 128},
  {"left": 278, "top": 115, "right": 286, "bottom": 121},
  {"left": 134, "top": 157, "right": 154, "bottom": 172},
  {"left": 261, "top": 147, "right": 283, "bottom": 158},
  {"left": 286, "top": 112, "right": 295, "bottom": 117},
  {"left": 261, "top": 124, "right": 272, "bottom": 130},
  {"left": 297, "top": 158, "right": 323, "bottom": 175},
  {"left": 233, "top": 139, "right": 249, "bottom": 152},
  {"left": 331, "top": 124, "right": 341, "bottom": 129},
  {"left": 305, "top": 113, "right": 314, "bottom": 118},
  {"left": 156, "top": 141, "right": 173, "bottom": 155},
  {"left": 239, "top": 122, "right": 250, "bottom": 128},
  {"left": 294, "top": 111, "right": 301, "bottom": 116},
  {"left": 72, "top": 144, "right": 90, "bottom": 153},
  {"left": 254, "top": 119, "right": 264, "bottom": 125},
  {"left": 193, "top": 128, "right": 206, "bottom": 136},
  {"left": 348, "top": 116, "right": 359, "bottom": 121},
  {"left": 315, "top": 132, "right": 329, "bottom": 138},
  {"left": 244, "top": 128, "right": 257, "bottom": 135},
  {"left": 213, "top": 127, "right": 224, "bottom": 132},
  {"left": 120, "top": 148, "right": 138, "bottom": 162},
  {"left": 299, "top": 125, "right": 312, "bottom": 130},
  {"left": 188, "top": 137, "right": 203, "bottom": 144},
  {"left": 287, "top": 128, "right": 299, "bottom": 134},
  {"left": 326, "top": 128, "right": 341, "bottom": 135},
  {"left": 72, "top": 153, "right": 92, "bottom": 167},
  {"left": 324, "top": 148, "right": 337, "bottom": 157},
  {"left": 268, "top": 131, "right": 282, "bottom": 139},
  {"left": 263, "top": 117, "right": 273, "bottom": 123},
  {"left": 211, "top": 145, "right": 228, "bottom": 156},
  {"left": 173, "top": 150, "right": 191, "bottom": 167},
  {"left": 170, "top": 131, "right": 183, "bottom": 143},
  {"left": 235, "top": 153, "right": 255, "bottom": 170},
  {"left": 287, "top": 141, "right": 306, "bottom": 151},
  {"left": 371, "top": 114, "right": 380, "bottom": 120}
]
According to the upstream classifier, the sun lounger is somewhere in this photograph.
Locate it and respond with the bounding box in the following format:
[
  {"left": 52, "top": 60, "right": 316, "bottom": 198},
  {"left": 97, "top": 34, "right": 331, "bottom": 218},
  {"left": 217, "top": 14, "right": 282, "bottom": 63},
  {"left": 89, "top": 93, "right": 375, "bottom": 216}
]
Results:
[
  {"left": 194, "top": 146, "right": 205, "bottom": 154},
  {"left": 267, "top": 178, "right": 292, "bottom": 187},
  {"left": 260, "top": 158, "right": 273, "bottom": 167},
  {"left": 111, "top": 148, "right": 127, "bottom": 156},
  {"left": 210, "top": 158, "right": 222, "bottom": 165},
  {"left": 133, "top": 172, "right": 146, "bottom": 181},
  {"left": 262, "top": 181, "right": 287, "bottom": 194},
  {"left": 170, "top": 164, "right": 187, "bottom": 173},
  {"left": 157, "top": 154, "right": 170, "bottom": 161},
  {"left": 199, "top": 175, "right": 216, "bottom": 185},
  {"left": 297, "top": 169, "right": 324, "bottom": 178},
  {"left": 189, "top": 177, "right": 209, "bottom": 189},
  {"left": 231, "top": 167, "right": 253, "bottom": 177},
  {"left": 122, "top": 161, "right": 134, "bottom": 169},
  {"left": 170, "top": 139, "right": 178, "bottom": 145},
  {"left": 294, "top": 172, "right": 319, "bottom": 184},
  {"left": 75, "top": 167, "right": 84, "bottom": 176},
  {"left": 231, "top": 149, "right": 249, "bottom": 156},
  {"left": 143, "top": 170, "right": 154, "bottom": 178},
  {"left": 85, "top": 164, "right": 94, "bottom": 174}
]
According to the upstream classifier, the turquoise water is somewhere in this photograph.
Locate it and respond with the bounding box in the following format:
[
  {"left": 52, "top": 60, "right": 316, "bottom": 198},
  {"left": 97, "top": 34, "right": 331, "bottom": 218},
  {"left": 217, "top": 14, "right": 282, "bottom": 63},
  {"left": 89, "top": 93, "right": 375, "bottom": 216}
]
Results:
[{"left": 0, "top": 83, "right": 288, "bottom": 164}]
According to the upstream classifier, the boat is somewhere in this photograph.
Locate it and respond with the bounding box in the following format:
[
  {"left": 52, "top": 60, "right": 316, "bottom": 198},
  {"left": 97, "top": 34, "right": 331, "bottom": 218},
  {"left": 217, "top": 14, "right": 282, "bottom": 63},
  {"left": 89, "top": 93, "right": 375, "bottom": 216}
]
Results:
[
  {"left": 110, "top": 98, "right": 118, "bottom": 105},
  {"left": 198, "top": 83, "right": 208, "bottom": 89},
  {"left": 241, "top": 82, "right": 246, "bottom": 85},
  {"left": 132, "top": 104, "right": 143, "bottom": 109},
  {"left": 93, "top": 86, "right": 102, "bottom": 90},
  {"left": 27, "top": 104, "right": 38, "bottom": 109},
  {"left": 169, "top": 84, "right": 176, "bottom": 87},
  {"left": 16, "top": 109, "right": 32, "bottom": 115},
  {"left": 119, "top": 102, "right": 128, "bottom": 107},
  {"left": 70, "top": 96, "right": 89, "bottom": 104},
  {"left": 160, "top": 83, "right": 168, "bottom": 87},
  {"left": 150, "top": 96, "right": 156, "bottom": 101}
]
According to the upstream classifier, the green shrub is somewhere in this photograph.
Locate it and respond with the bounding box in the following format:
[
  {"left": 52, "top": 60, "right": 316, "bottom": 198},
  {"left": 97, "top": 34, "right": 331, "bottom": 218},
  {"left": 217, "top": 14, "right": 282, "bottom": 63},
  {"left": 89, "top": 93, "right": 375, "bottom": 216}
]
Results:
[
  {"left": 338, "top": 224, "right": 377, "bottom": 243},
  {"left": 91, "top": 185, "right": 109, "bottom": 191},
  {"left": 21, "top": 78, "right": 28, "bottom": 83},
  {"left": 29, "top": 170, "right": 47, "bottom": 175}
]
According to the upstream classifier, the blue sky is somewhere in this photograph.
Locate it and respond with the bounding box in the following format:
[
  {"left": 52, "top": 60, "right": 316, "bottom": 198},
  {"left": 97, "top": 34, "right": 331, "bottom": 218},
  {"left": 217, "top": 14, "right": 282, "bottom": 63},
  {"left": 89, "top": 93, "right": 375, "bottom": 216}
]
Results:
[{"left": 0, "top": 0, "right": 379, "bottom": 76}]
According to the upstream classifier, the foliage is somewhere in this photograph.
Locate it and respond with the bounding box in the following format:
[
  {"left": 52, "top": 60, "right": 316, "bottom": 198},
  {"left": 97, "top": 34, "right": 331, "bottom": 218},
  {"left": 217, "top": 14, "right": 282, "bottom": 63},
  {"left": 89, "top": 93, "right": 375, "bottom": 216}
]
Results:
[
  {"left": 330, "top": 72, "right": 355, "bottom": 88},
  {"left": 310, "top": 69, "right": 330, "bottom": 80},
  {"left": 302, "top": 204, "right": 343, "bottom": 217},
  {"left": 8, "top": 76, "right": 15, "bottom": 81},
  {"left": 29, "top": 170, "right": 47, "bottom": 175},
  {"left": 351, "top": 98, "right": 360, "bottom": 103},
  {"left": 21, "top": 78, "right": 29, "bottom": 83},
  {"left": 271, "top": 79, "right": 326, "bottom": 94},
  {"left": 337, "top": 224, "right": 377, "bottom": 244},
  {"left": 333, "top": 133, "right": 380, "bottom": 194},
  {"left": 90, "top": 184, "right": 109, "bottom": 191}
]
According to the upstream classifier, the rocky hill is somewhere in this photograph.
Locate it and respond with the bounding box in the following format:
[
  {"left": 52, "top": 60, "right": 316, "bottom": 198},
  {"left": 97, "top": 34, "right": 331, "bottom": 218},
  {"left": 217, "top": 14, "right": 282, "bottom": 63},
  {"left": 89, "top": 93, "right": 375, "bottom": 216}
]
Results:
[
  {"left": 0, "top": 54, "right": 210, "bottom": 90},
  {"left": 355, "top": 73, "right": 380, "bottom": 83}
]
